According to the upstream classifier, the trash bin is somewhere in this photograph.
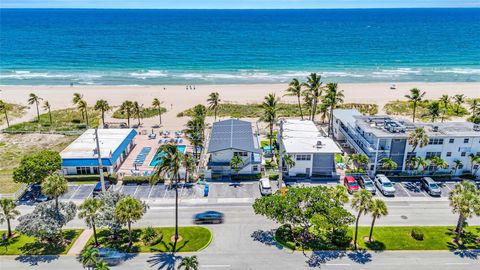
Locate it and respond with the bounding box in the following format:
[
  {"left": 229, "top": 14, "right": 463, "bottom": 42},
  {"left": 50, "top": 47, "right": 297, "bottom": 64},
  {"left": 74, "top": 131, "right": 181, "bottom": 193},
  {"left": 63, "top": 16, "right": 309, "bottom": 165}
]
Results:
[{"left": 204, "top": 184, "right": 209, "bottom": 197}]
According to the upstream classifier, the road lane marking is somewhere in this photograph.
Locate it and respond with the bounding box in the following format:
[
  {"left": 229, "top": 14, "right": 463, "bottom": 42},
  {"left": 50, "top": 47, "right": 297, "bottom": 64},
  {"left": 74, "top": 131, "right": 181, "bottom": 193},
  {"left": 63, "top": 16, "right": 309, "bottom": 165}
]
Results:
[
  {"left": 325, "top": 263, "right": 351, "bottom": 266},
  {"left": 445, "top": 262, "right": 469, "bottom": 265},
  {"left": 201, "top": 265, "right": 231, "bottom": 268}
]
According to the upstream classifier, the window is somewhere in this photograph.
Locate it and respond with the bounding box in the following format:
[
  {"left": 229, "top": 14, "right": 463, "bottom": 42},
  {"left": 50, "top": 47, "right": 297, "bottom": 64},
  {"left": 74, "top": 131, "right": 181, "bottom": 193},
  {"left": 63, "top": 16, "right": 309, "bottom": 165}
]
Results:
[
  {"left": 234, "top": 152, "right": 248, "bottom": 157},
  {"left": 253, "top": 165, "right": 258, "bottom": 171},
  {"left": 407, "top": 152, "right": 416, "bottom": 159},
  {"left": 449, "top": 138, "right": 454, "bottom": 143},
  {"left": 296, "top": 154, "right": 311, "bottom": 161},
  {"left": 464, "top": 138, "right": 469, "bottom": 143},
  {"left": 425, "top": 152, "right": 441, "bottom": 159},
  {"left": 76, "top": 167, "right": 91, "bottom": 175},
  {"left": 446, "top": 152, "right": 452, "bottom": 157},
  {"left": 461, "top": 152, "right": 466, "bottom": 157},
  {"left": 428, "top": 138, "right": 444, "bottom": 145}
]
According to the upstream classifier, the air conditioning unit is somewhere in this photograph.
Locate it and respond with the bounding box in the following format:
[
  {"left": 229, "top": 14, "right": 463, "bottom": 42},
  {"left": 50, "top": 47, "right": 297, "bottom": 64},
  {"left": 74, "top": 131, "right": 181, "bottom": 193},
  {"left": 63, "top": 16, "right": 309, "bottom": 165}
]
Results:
[
  {"left": 432, "top": 126, "right": 439, "bottom": 132},
  {"left": 316, "top": 141, "right": 323, "bottom": 148},
  {"left": 474, "top": 124, "right": 480, "bottom": 131}
]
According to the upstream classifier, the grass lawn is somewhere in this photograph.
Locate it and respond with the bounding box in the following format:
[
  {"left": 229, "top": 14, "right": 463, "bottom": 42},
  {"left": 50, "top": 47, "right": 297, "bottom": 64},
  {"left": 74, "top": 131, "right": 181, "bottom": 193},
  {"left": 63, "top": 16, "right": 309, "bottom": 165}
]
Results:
[
  {"left": 5, "top": 107, "right": 100, "bottom": 133},
  {"left": 178, "top": 103, "right": 304, "bottom": 118},
  {"left": 0, "top": 230, "right": 83, "bottom": 255},
  {"left": 275, "top": 226, "right": 480, "bottom": 251},
  {"left": 87, "top": 226, "right": 212, "bottom": 253},
  {"left": 383, "top": 100, "right": 469, "bottom": 121},
  {"left": 0, "top": 134, "right": 77, "bottom": 194},
  {"left": 112, "top": 106, "right": 166, "bottom": 119}
]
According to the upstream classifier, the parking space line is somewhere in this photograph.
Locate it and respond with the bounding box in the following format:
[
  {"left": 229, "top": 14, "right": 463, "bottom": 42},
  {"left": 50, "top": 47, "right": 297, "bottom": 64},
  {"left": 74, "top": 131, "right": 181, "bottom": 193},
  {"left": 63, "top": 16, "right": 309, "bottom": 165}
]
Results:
[
  {"left": 86, "top": 188, "right": 93, "bottom": 199},
  {"left": 445, "top": 184, "right": 453, "bottom": 191},
  {"left": 398, "top": 183, "right": 411, "bottom": 197},
  {"left": 147, "top": 185, "right": 154, "bottom": 200},
  {"left": 133, "top": 185, "right": 140, "bottom": 197},
  {"left": 69, "top": 185, "right": 81, "bottom": 200}
]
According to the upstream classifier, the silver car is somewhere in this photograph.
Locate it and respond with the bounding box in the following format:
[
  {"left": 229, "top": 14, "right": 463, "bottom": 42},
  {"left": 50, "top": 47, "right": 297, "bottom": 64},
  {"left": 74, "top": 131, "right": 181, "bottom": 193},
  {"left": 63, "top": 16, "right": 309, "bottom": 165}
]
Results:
[
  {"left": 359, "top": 176, "right": 376, "bottom": 195},
  {"left": 374, "top": 174, "right": 396, "bottom": 196},
  {"left": 421, "top": 177, "right": 442, "bottom": 196}
]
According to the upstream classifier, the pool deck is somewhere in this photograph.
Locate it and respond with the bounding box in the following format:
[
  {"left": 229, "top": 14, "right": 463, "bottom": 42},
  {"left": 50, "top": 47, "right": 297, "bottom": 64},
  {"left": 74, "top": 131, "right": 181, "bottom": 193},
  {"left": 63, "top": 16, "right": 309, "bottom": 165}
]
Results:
[{"left": 117, "top": 129, "right": 191, "bottom": 176}]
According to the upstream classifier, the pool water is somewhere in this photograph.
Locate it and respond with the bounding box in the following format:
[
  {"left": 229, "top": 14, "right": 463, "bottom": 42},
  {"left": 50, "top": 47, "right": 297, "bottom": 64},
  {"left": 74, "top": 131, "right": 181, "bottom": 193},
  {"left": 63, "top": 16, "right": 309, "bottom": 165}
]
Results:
[{"left": 149, "top": 145, "right": 187, "bottom": 167}]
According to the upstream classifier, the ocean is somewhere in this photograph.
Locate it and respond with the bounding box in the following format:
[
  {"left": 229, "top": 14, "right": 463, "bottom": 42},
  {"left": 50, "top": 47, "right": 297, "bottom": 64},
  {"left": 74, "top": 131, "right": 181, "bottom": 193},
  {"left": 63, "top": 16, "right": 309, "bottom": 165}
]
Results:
[{"left": 0, "top": 8, "right": 479, "bottom": 85}]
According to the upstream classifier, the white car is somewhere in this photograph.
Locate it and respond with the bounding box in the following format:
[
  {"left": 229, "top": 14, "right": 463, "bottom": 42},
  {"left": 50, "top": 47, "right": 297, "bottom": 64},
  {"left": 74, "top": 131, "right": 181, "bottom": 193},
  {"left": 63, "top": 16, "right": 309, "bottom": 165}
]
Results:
[
  {"left": 259, "top": 179, "right": 272, "bottom": 196},
  {"left": 374, "top": 174, "right": 396, "bottom": 196}
]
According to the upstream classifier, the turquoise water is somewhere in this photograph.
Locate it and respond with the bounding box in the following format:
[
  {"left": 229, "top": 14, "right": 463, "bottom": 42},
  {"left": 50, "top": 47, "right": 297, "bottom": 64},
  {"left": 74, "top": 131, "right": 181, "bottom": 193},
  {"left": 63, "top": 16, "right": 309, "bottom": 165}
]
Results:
[
  {"left": 1, "top": 8, "right": 479, "bottom": 84},
  {"left": 149, "top": 145, "right": 187, "bottom": 167}
]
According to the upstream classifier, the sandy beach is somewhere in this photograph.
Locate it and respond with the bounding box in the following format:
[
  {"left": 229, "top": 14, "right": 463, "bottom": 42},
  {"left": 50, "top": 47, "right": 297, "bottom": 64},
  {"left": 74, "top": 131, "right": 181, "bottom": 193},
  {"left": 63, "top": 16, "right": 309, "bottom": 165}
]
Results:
[{"left": 0, "top": 82, "right": 479, "bottom": 130}]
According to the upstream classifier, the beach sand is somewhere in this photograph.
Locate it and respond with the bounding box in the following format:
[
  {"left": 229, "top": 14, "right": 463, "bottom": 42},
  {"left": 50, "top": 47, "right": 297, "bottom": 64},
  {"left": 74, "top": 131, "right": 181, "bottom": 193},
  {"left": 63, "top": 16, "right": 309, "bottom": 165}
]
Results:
[{"left": 0, "top": 82, "right": 479, "bottom": 130}]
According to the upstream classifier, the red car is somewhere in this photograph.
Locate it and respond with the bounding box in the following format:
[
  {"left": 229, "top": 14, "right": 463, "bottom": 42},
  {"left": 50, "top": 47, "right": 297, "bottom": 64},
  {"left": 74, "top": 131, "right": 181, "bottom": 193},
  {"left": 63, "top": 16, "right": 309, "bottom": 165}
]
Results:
[{"left": 344, "top": 176, "right": 360, "bottom": 194}]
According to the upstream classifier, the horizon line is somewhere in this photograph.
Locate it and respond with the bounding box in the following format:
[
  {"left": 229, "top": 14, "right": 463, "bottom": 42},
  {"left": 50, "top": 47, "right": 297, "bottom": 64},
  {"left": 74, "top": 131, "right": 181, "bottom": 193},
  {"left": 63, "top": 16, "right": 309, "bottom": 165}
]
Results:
[{"left": 1, "top": 7, "right": 479, "bottom": 10}]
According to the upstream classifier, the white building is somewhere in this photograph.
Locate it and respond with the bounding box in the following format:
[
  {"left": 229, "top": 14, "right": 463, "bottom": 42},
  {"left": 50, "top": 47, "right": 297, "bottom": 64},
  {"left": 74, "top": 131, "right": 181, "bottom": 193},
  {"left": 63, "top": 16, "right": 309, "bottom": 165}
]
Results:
[
  {"left": 280, "top": 119, "right": 341, "bottom": 179},
  {"left": 61, "top": 129, "right": 137, "bottom": 175},
  {"left": 206, "top": 119, "right": 262, "bottom": 179},
  {"left": 332, "top": 109, "right": 480, "bottom": 178}
]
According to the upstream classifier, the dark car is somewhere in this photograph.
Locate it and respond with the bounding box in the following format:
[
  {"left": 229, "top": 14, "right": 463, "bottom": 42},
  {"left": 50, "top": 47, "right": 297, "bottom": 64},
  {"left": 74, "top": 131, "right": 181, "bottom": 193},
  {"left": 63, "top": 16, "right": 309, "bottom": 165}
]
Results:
[
  {"left": 97, "top": 247, "right": 125, "bottom": 266},
  {"left": 93, "top": 181, "right": 111, "bottom": 197},
  {"left": 35, "top": 194, "right": 51, "bottom": 203},
  {"left": 193, "top": 211, "right": 224, "bottom": 224}
]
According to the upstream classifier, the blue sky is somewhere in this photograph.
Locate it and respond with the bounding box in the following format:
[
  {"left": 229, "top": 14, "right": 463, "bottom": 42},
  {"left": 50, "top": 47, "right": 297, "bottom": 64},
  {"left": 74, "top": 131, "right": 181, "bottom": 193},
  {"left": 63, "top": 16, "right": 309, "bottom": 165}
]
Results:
[{"left": 1, "top": 0, "right": 479, "bottom": 9}]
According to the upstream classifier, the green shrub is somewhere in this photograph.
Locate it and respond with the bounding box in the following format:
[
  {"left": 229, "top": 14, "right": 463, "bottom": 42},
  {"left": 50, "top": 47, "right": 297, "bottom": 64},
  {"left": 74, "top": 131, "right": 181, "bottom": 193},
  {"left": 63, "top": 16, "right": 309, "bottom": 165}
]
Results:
[
  {"left": 65, "top": 173, "right": 117, "bottom": 184},
  {"left": 411, "top": 228, "right": 424, "bottom": 241},
  {"left": 112, "top": 107, "right": 166, "bottom": 119},
  {"left": 269, "top": 174, "right": 279, "bottom": 180},
  {"left": 122, "top": 175, "right": 163, "bottom": 185},
  {"left": 231, "top": 173, "right": 262, "bottom": 180}
]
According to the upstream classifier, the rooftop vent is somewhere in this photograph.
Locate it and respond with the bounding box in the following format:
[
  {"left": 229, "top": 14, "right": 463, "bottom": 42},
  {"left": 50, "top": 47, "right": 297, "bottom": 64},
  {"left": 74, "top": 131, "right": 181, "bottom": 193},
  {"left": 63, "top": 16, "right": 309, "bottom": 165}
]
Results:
[
  {"left": 474, "top": 124, "right": 480, "bottom": 131},
  {"left": 432, "top": 126, "right": 439, "bottom": 132},
  {"left": 316, "top": 141, "right": 323, "bottom": 148}
]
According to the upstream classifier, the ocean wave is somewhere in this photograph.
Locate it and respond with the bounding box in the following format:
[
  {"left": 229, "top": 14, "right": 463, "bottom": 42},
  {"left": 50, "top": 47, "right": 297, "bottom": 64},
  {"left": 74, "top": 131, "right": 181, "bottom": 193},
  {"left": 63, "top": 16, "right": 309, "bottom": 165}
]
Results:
[
  {"left": 371, "top": 68, "right": 422, "bottom": 78},
  {"left": 432, "top": 68, "right": 480, "bottom": 75},
  {"left": 129, "top": 70, "right": 168, "bottom": 79},
  {"left": 0, "top": 70, "right": 73, "bottom": 79}
]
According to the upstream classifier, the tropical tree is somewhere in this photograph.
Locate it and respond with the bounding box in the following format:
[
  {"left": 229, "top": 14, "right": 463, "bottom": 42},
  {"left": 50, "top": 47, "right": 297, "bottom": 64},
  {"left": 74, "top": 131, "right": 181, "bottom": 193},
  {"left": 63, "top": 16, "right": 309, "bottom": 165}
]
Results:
[
  {"left": 283, "top": 154, "right": 295, "bottom": 174},
  {"left": 381, "top": 158, "right": 398, "bottom": 172},
  {"left": 351, "top": 153, "right": 369, "bottom": 171},
  {"left": 448, "top": 181, "right": 480, "bottom": 243},
  {"left": 207, "top": 92, "right": 221, "bottom": 122},
  {"left": 95, "top": 191, "right": 125, "bottom": 240},
  {"left": 94, "top": 99, "right": 111, "bottom": 127},
  {"left": 183, "top": 153, "right": 195, "bottom": 182},
  {"left": 407, "top": 128, "right": 429, "bottom": 153},
  {"left": 132, "top": 101, "right": 144, "bottom": 126},
  {"left": 468, "top": 98, "right": 480, "bottom": 117},
  {"left": 78, "top": 197, "right": 104, "bottom": 246},
  {"left": 439, "top": 94, "right": 450, "bottom": 122},
  {"left": 78, "top": 246, "right": 99, "bottom": 270},
  {"left": 324, "top": 82, "right": 344, "bottom": 136},
  {"left": 404, "top": 88, "right": 426, "bottom": 122},
  {"left": 28, "top": 93, "right": 42, "bottom": 122},
  {"left": 469, "top": 154, "right": 480, "bottom": 176},
  {"left": 95, "top": 260, "right": 110, "bottom": 270},
  {"left": 42, "top": 100, "right": 53, "bottom": 125},
  {"left": 152, "top": 98, "right": 164, "bottom": 126},
  {"left": 78, "top": 100, "right": 89, "bottom": 127},
  {"left": 0, "top": 198, "right": 20, "bottom": 238},
  {"left": 41, "top": 174, "right": 68, "bottom": 210},
  {"left": 185, "top": 105, "right": 207, "bottom": 161},
  {"left": 453, "top": 94, "right": 465, "bottom": 115},
  {"left": 302, "top": 90, "right": 313, "bottom": 120},
  {"left": 178, "top": 255, "right": 199, "bottom": 270},
  {"left": 368, "top": 199, "right": 388, "bottom": 242},
  {"left": 428, "top": 156, "right": 449, "bottom": 174},
  {"left": 262, "top": 93, "right": 279, "bottom": 152},
  {"left": 115, "top": 196, "right": 146, "bottom": 247},
  {"left": 453, "top": 159, "right": 463, "bottom": 176},
  {"left": 152, "top": 144, "right": 183, "bottom": 249},
  {"left": 329, "top": 185, "right": 349, "bottom": 204},
  {"left": 0, "top": 100, "right": 11, "bottom": 127},
  {"left": 119, "top": 101, "right": 134, "bottom": 128},
  {"left": 72, "top": 92, "right": 85, "bottom": 120},
  {"left": 230, "top": 155, "right": 244, "bottom": 177},
  {"left": 304, "top": 73, "right": 323, "bottom": 121},
  {"left": 13, "top": 150, "right": 62, "bottom": 185},
  {"left": 351, "top": 189, "right": 373, "bottom": 249},
  {"left": 318, "top": 103, "right": 329, "bottom": 124},
  {"left": 284, "top": 78, "right": 304, "bottom": 120},
  {"left": 427, "top": 101, "right": 441, "bottom": 123}
]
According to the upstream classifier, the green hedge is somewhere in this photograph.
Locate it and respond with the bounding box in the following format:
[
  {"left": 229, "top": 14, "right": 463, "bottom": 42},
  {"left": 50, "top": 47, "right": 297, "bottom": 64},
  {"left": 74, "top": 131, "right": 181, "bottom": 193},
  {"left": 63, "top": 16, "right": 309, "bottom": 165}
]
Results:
[
  {"left": 231, "top": 173, "right": 262, "bottom": 180},
  {"left": 65, "top": 174, "right": 117, "bottom": 184},
  {"left": 269, "top": 174, "right": 279, "bottom": 180},
  {"left": 122, "top": 175, "right": 165, "bottom": 185}
]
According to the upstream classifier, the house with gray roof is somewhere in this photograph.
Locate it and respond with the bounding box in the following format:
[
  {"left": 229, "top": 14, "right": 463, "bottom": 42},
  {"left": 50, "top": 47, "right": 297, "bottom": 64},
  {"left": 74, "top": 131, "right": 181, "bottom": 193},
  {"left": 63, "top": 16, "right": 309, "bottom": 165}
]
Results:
[{"left": 206, "top": 119, "right": 262, "bottom": 178}]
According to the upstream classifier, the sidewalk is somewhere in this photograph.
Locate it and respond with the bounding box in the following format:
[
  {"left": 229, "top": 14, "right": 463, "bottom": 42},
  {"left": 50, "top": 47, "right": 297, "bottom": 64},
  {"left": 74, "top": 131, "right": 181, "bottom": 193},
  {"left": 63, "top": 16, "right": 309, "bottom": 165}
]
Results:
[{"left": 68, "top": 229, "right": 93, "bottom": 255}]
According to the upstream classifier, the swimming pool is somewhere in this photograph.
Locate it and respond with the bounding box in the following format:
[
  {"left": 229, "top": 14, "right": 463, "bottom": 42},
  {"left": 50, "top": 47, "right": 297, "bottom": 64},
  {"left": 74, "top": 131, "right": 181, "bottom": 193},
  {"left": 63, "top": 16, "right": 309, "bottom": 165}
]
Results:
[{"left": 149, "top": 145, "right": 187, "bottom": 167}]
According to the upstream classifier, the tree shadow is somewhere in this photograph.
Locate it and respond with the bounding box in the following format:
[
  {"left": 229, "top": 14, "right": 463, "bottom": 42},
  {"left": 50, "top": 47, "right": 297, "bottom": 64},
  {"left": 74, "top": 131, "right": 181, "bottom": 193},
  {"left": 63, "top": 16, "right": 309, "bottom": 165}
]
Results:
[
  {"left": 451, "top": 249, "right": 479, "bottom": 260},
  {"left": 250, "top": 229, "right": 283, "bottom": 250},
  {"left": 347, "top": 250, "right": 372, "bottom": 264},
  {"left": 306, "top": 251, "right": 346, "bottom": 268},
  {"left": 15, "top": 255, "right": 60, "bottom": 266},
  {"left": 147, "top": 252, "right": 182, "bottom": 270},
  {"left": 365, "top": 241, "right": 386, "bottom": 251}
]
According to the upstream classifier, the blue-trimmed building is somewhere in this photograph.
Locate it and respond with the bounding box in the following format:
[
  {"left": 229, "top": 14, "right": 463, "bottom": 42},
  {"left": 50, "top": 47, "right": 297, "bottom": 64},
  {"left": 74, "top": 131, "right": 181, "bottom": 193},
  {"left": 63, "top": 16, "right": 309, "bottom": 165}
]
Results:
[{"left": 60, "top": 129, "right": 137, "bottom": 175}]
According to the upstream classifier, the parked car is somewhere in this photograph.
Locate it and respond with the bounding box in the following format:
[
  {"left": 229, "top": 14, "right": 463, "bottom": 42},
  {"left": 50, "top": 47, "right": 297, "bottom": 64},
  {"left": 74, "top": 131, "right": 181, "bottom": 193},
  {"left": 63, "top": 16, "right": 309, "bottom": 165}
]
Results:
[
  {"left": 35, "top": 194, "right": 51, "bottom": 203},
  {"left": 97, "top": 248, "right": 125, "bottom": 266},
  {"left": 420, "top": 177, "right": 442, "bottom": 196},
  {"left": 358, "top": 175, "right": 376, "bottom": 195},
  {"left": 259, "top": 179, "right": 273, "bottom": 196},
  {"left": 343, "top": 176, "right": 359, "bottom": 194},
  {"left": 374, "top": 174, "right": 396, "bottom": 196},
  {"left": 92, "top": 180, "right": 111, "bottom": 197},
  {"left": 193, "top": 211, "right": 224, "bottom": 224}
]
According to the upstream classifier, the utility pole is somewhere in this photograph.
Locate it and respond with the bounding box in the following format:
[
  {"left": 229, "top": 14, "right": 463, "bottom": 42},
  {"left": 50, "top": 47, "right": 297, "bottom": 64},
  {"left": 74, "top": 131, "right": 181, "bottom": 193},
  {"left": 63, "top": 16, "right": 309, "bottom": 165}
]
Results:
[
  {"left": 94, "top": 128, "right": 106, "bottom": 192},
  {"left": 278, "top": 119, "right": 285, "bottom": 195}
]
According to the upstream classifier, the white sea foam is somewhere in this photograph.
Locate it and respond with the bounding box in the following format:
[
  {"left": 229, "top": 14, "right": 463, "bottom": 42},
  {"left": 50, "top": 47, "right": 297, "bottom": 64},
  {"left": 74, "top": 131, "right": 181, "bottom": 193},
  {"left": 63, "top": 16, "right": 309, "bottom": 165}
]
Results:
[
  {"left": 129, "top": 70, "right": 168, "bottom": 79},
  {"left": 432, "top": 68, "right": 480, "bottom": 75},
  {"left": 0, "top": 71, "right": 72, "bottom": 79}
]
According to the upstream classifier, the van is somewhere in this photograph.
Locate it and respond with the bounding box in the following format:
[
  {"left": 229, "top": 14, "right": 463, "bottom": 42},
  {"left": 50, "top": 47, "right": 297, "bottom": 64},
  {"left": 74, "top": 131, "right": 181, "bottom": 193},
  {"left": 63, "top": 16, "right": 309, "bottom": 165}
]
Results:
[
  {"left": 259, "top": 179, "right": 272, "bottom": 196},
  {"left": 93, "top": 180, "right": 111, "bottom": 197}
]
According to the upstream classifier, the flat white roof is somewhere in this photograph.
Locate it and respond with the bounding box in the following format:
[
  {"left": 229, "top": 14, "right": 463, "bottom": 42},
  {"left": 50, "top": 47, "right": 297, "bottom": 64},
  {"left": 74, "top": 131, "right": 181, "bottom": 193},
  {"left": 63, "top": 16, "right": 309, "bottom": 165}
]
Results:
[
  {"left": 61, "top": 129, "right": 134, "bottom": 159},
  {"left": 282, "top": 120, "right": 341, "bottom": 154}
]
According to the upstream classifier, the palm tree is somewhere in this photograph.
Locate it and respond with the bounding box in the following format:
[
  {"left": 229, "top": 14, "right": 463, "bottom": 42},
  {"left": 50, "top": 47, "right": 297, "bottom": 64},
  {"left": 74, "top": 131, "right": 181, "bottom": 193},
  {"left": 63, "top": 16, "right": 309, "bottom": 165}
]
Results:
[
  {"left": 94, "top": 100, "right": 111, "bottom": 127},
  {"left": 28, "top": 93, "right": 42, "bottom": 122},
  {"left": 469, "top": 99, "right": 480, "bottom": 117},
  {"left": 207, "top": 92, "right": 221, "bottom": 122},
  {"left": 78, "top": 100, "right": 89, "bottom": 127},
  {"left": 304, "top": 73, "right": 323, "bottom": 121},
  {"left": 428, "top": 156, "right": 449, "bottom": 174},
  {"left": 95, "top": 260, "right": 110, "bottom": 270},
  {"left": 183, "top": 153, "right": 195, "bottom": 183},
  {"left": 351, "top": 189, "right": 373, "bottom": 249},
  {"left": 178, "top": 255, "right": 199, "bottom": 270},
  {"left": 318, "top": 103, "right": 329, "bottom": 124},
  {"left": 416, "top": 157, "right": 428, "bottom": 172},
  {"left": 453, "top": 94, "right": 465, "bottom": 115},
  {"left": 78, "top": 198, "right": 103, "bottom": 246},
  {"left": 230, "top": 155, "right": 244, "bottom": 178},
  {"left": 284, "top": 78, "right": 304, "bottom": 120},
  {"left": 407, "top": 128, "right": 429, "bottom": 153},
  {"left": 115, "top": 196, "right": 146, "bottom": 247},
  {"left": 352, "top": 153, "right": 369, "bottom": 171},
  {"left": 329, "top": 185, "right": 349, "bottom": 204},
  {"left": 448, "top": 181, "right": 480, "bottom": 243},
  {"left": 302, "top": 90, "right": 313, "bottom": 120},
  {"left": 381, "top": 158, "right": 398, "bottom": 172},
  {"left": 453, "top": 159, "right": 463, "bottom": 176},
  {"left": 262, "top": 93, "right": 279, "bottom": 152},
  {"left": 0, "top": 198, "right": 20, "bottom": 238},
  {"left": 186, "top": 117, "right": 204, "bottom": 161},
  {"left": 41, "top": 174, "right": 68, "bottom": 210},
  {"left": 132, "top": 101, "right": 144, "bottom": 126},
  {"left": 282, "top": 154, "right": 295, "bottom": 175},
  {"left": 152, "top": 144, "right": 183, "bottom": 249},
  {"left": 0, "top": 100, "right": 10, "bottom": 127},
  {"left": 404, "top": 88, "right": 426, "bottom": 122},
  {"left": 73, "top": 93, "right": 84, "bottom": 119},
  {"left": 42, "top": 100, "right": 53, "bottom": 125},
  {"left": 78, "top": 246, "right": 99, "bottom": 270},
  {"left": 119, "top": 101, "right": 134, "bottom": 127},
  {"left": 469, "top": 154, "right": 480, "bottom": 176},
  {"left": 324, "top": 82, "right": 344, "bottom": 136},
  {"left": 439, "top": 94, "right": 450, "bottom": 122},
  {"left": 427, "top": 101, "right": 441, "bottom": 123},
  {"left": 368, "top": 199, "right": 388, "bottom": 242},
  {"left": 152, "top": 98, "right": 164, "bottom": 126}
]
